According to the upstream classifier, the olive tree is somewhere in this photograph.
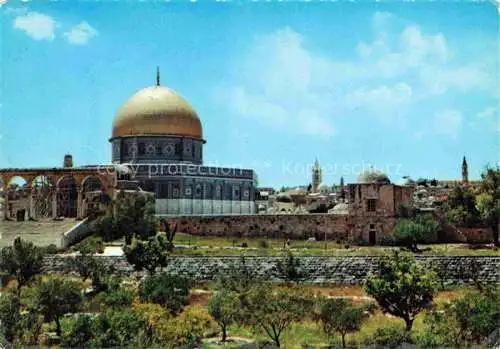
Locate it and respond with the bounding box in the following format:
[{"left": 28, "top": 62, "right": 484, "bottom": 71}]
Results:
[{"left": 364, "top": 251, "right": 438, "bottom": 331}]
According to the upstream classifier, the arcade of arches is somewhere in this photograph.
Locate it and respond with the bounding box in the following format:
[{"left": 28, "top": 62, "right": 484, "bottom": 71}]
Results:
[{"left": 0, "top": 168, "right": 116, "bottom": 221}]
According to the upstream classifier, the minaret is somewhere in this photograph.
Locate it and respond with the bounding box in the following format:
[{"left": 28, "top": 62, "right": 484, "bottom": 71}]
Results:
[
  {"left": 462, "top": 156, "right": 469, "bottom": 184},
  {"left": 312, "top": 158, "right": 322, "bottom": 193},
  {"left": 340, "top": 176, "right": 345, "bottom": 200},
  {"left": 156, "top": 66, "right": 160, "bottom": 86}
]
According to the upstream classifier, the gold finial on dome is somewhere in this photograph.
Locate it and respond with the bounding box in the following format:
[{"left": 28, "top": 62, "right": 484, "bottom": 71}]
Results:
[{"left": 156, "top": 66, "right": 160, "bottom": 86}]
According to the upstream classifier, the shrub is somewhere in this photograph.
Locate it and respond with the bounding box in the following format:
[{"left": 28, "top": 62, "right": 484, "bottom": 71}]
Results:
[
  {"left": 92, "top": 310, "right": 145, "bottom": 348},
  {"left": 60, "top": 315, "right": 93, "bottom": 348},
  {"left": 450, "top": 289, "right": 500, "bottom": 344},
  {"left": 102, "top": 285, "right": 135, "bottom": 309},
  {"left": 367, "top": 323, "right": 410, "bottom": 348},
  {"left": 139, "top": 272, "right": 190, "bottom": 314},
  {"left": 241, "top": 242, "right": 248, "bottom": 248},
  {"left": 42, "top": 244, "right": 60, "bottom": 255},
  {"left": 258, "top": 240, "right": 269, "bottom": 248},
  {"left": 162, "top": 305, "right": 217, "bottom": 347}
]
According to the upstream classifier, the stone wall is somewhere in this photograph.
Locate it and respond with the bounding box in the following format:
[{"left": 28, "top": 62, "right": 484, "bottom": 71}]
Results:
[
  {"left": 43, "top": 255, "right": 500, "bottom": 285},
  {"left": 169, "top": 214, "right": 350, "bottom": 240}
]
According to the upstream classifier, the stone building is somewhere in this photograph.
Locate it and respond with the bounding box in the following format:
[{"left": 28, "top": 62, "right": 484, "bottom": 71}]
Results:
[{"left": 346, "top": 169, "right": 414, "bottom": 244}]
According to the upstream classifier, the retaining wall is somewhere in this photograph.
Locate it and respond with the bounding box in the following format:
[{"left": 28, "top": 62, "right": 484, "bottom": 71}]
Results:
[{"left": 43, "top": 255, "right": 500, "bottom": 285}]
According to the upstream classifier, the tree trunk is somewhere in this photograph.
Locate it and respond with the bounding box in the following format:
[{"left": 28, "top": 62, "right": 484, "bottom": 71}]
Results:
[
  {"left": 342, "top": 333, "right": 346, "bottom": 348},
  {"left": 404, "top": 317, "right": 414, "bottom": 332},
  {"left": 222, "top": 324, "right": 227, "bottom": 342},
  {"left": 273, "top": 335, "right": 281, "bottom": 348},
  {"left": 55, "top": 317, "right": 61, "bottom": 337}
]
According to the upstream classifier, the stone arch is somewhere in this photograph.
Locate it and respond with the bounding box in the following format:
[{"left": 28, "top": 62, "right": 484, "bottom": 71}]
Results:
[
  {"left": 57, "top": 176, "right": 78, "bottom": 218},
  {"left": 5, "top": 176, "right": 29, "bottom": 220},
  {"left": 31, "top": 175, "right": 53, "bottom": 218},
  {"left": 82, "top": 175, "right": 103, "bottom": 194}
]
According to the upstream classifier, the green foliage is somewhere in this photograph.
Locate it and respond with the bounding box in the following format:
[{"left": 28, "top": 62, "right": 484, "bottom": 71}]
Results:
[
  {"left": 476, "top": 165, "right": 500, "bottom": 245},
  {"left": 161, "top": 305, "right": 217, "bottom": 347},
  {"left": 246, "top": 285, "right": 311, "bottom": 347},
  {"left": 0, "top": 237, "right": 45, "bottom": 292},
  {"left": 76, "top": 235, "right": 104, "bottom": 254},
  {"left": 138, "top": 272, "right": 190, "bottom": 314},
  {"left": 60, "top": 315, "right": 93, "bottom": 348},
  {"left": 313, "top": 298, "right": 367, "bottom": 348},
  {"left": 276, "top": 250, "right": 304, "bottom": 285},
  {"left": 367, "top": 322, "right": 410, "bottom": 349},
  {"left": 208, "top": 290, "right": 240, "bottom": 341},
  {"left": 95, "top": 192, "right": 157, "bottom": 243},
  {"left": 102, "top": 283, "right": 135, "bottom": 309},
  {"left": 32, "top": 277, "right": 83, "bottom": 336},
  {"left": 414, "top": 307, "right": 460, "bottom": 348},
  {"left": 442, "top": 186, "right": 480, "bottom": 227},
  {"left": 364, "top": 251, "right": 438, "bottom": 331},
  {"left": 71, "top": 250, "right": 107, "bottom": 290},
  {"left": 258, "top": 239, "right": 270, "bottom": 248},
  {"left": 393, "top": 214, "right": 440, "bottom": 251},
  {"left": 92, "top": 309, "right": 145, "bottom": 348},
  {"left": 123, "top": 234, "right": 170, "bottom": 274},
  {"left": 450, "top": 289, "right": 500, "bottom": 344},
  {"left": 16, "top": 310, "right": 44, "bottom": 346},
  {"left": 0, "top": 291, "right": 21, "bottom": 342}
]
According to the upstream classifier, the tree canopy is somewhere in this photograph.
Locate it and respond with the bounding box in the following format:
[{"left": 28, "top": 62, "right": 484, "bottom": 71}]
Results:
[{"left": 364, "top": 251, "right": 438, "bottom": 331}]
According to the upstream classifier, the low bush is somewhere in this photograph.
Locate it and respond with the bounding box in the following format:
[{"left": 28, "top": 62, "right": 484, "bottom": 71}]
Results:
[
  {"left": 161, "top": 305, "right": 217, "bottom": 347},
  {"left": 258, "top": 240, "right": 269, "bottom": 249},
  {"left": 366, "top": 323, "right": 411, "bottom": 349}
]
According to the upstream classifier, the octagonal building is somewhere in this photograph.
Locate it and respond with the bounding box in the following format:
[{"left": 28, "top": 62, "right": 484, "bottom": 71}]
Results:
[{"left": 109, "top": 69, "right": 256, "bottom": 215}]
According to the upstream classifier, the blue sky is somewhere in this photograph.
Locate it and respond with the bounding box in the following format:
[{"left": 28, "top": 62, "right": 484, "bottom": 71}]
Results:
[{"left": 1, "top": 1, "right": 498, "bottom": 187}]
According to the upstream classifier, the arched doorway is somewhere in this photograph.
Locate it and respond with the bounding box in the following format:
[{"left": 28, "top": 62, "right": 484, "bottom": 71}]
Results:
[{"left": 57, "top": 176, "right": 78, "bottom": 218}]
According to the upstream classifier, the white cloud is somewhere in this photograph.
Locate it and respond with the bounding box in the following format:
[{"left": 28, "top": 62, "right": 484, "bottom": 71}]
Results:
[
  {"left": 476, "top": 107, "right": 496, "bottom": 119},
  {"left": 14, "top": 12, "right": 56, "bottom": 41},
  {"left": 219, "top": 12, "right": 494, "bottom": 137},
  {"left": 64, "top": 21, "right": 98, "bottom": 45},
  {"left": 435, "top": 110, "right": 463, "bottom": 138}
]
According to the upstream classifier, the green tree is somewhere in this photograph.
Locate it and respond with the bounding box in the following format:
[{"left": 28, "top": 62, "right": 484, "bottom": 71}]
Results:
[
  {"left": 276, "top": 250, "right": 304, "bottom": 285},
  {"left": 476, "top": 165, "right": 500, "bottom": 246},
  {"left": 96, "top": 192, "right": 157, "bottom": 243},
  {"left": 450, "top": 289, "right": 500, "bottom": 344},
  {"left": 442, "top": 186, "right": 480, "bottom": 227},
  {"left": 246, "top": 285, "right": 310, "bottom": 347},
  {"left": 364, "top": 251, "right": 438, "bottom": 331},
  {"left": 138, "top": 272, "right": 190, "bottom": 314},
  {"left": 92, "top": 309, "right": 145, "bottom": 348},
  {"left": 208, "top": 290, "right": 240, "bottom": 341},
  {"left": 0, "top": 292, "right": 21, "bottom": 342},
  {"left": 0, "top": 237, "right": 45, "bottom": 293},
  {"left": 123, "top": 234, "right": 170, "bottom": 275},
  {"left": 32, "top": 277, "right": 83, "bottom": 336},
  {"left": 314, "top": 298, "right": 367, "bottom": 348},
  {"left": 393, "top": 215, "right": 439, "bottom": 252}
]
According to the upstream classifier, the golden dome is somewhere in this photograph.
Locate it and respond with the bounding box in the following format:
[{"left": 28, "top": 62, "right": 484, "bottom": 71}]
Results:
[{"left": 112, "top": 85, "right": 203, "bottom": 140}]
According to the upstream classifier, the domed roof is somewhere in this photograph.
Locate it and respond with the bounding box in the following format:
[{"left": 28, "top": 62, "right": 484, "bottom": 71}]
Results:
[
  {"left": 357, "top": 169, "right": 391, "bottom": 184},
  {"left": 318, "top": 183, "right": 329, "bottom": 190},
  {"left": 112, "top": 83, "right": 203, "bottom": 140}
]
